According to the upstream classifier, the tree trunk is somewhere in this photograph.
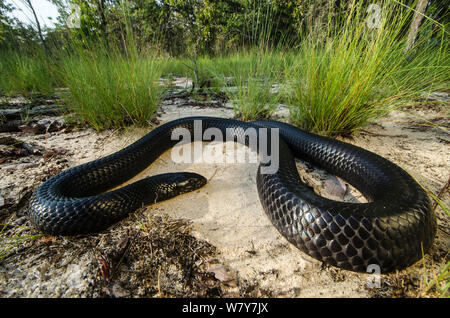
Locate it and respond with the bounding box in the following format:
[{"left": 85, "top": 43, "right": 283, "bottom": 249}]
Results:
[
  {"left": 404, "top": 0, "right": 430, "bottom": 52},
  {"left": 97, "top": 0, "right": 107, "bottom": 40},
  {"left": 24, "top": 0, "right": 48, "bottom": 53}
]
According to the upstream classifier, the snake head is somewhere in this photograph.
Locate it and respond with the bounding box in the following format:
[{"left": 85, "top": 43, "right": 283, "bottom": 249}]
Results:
[{"left": 172, "top": 172, "right": 207, "bottom": 194}]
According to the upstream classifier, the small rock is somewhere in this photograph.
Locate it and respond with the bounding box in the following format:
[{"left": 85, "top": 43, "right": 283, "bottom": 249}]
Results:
[
  {"left": 11, "top": 148, "right": 29, "bottom": 157},
  {"left": 44, "top": 147, "right": 68, "bottom": 159},
  {"left": 56, "top": 159, "right": 68, "bottom": 164},
  {"left": 14, "top": 216, "right": 27, "bottom": 226},
  {"left": 0, "top": 164, "right": 16, "bottom": 171},
  {"left": 0, "top": 120, "right": 22, "bottom": 133},
  {"left": 0, "top": 108, "right": 23, "bottom": 118},
  {"left": 151, "top": 118, "right": 160, "bottom": 125},
  {"left": 19, "top": 123, "right": 46, "bottom": 135},
  {"left": 0, "top": 195, "right": 4, "bottom": 208},
  {"left": 22, "top": 143, "right": 37, "bottom": 155}
]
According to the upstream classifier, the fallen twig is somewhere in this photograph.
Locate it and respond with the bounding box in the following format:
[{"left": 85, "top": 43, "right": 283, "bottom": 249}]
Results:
[{"left": 433, "top": 175, "right": 450, "bottom": 211}]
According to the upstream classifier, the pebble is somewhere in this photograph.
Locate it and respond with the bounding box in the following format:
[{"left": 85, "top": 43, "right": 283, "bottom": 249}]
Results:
[{"left": 19, "top": 123, "right": 46, "bottom": 135}]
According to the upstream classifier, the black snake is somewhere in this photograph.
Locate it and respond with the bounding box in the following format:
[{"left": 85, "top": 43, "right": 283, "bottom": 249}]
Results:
[{"left": 28, "top": 117, "right": 436, "bottom": 272}]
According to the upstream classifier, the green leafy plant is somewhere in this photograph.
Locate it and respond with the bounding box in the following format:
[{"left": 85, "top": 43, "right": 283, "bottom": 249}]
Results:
[{"left": 287, "top": 0, "right": 448, "bottom": 136}]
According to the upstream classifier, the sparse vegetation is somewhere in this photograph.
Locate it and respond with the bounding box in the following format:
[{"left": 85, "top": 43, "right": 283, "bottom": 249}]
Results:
[
  {"left": 286, "top": 1, "right": 448, "bottom": 135},
  {"left": 0, "top": 223, "right": 43, "bottom": 260},
  {"left": 1, "top": 1, "right": 447, "bottom": 134},
  {"left": 59, "top": 48, "right": 163, "bottom": 130},
  {"left": 0, "top": 49, "right": 55, "bottom": 97}
]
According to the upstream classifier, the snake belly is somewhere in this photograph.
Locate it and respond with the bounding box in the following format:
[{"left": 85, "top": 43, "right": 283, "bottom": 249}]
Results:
[{"left": 28, "top": 116, "right": 436, "bottom": 273}]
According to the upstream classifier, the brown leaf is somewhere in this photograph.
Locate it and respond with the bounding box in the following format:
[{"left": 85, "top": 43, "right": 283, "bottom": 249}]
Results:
[
  {"left": 323, "top": 176, "right": 347, "bottom": 199},
  {"left": 43, "top": 150, "right": 56, "bottom": 159},
  {"left": 99, "top": 255, "right": 111, "bottom": 282},
  {"left": 36, "top": 236, "right": 56, "bottom": 244},
  {"left": 19, "top": 123, "right": 46, "bottom": 135}
]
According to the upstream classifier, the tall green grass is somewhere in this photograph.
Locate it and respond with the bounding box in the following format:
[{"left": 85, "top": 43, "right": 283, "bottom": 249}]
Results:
[
  {"left": 287, "top": 0, "right": 449, "bottom": 136},
  {"left": 159, "top": 57, "right": 191, "bottom": 78},
  {"left": 212, "top": 50, "right": 284, "bottom": 120},
  {"left": 0, "top": 49, "right": 55, "bottom": 97},
  {"left": 1, "top": 0, "right": 447, "bottom": 133},
  {"left": 55, "top": 4, "right": 165, "bottom": 131},
  {"left": 59, "top": 48, "right": 163, "bottom": 131}
]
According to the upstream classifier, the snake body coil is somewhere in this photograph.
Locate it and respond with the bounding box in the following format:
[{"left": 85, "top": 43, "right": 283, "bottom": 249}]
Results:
[{"left": 28, "top": 117, "right": 436, "bottom": 272}]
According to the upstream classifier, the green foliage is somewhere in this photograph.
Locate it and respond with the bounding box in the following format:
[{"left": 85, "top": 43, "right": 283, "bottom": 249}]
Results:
[
  {"left": 212, "top": 50, "right": 284, "bottom": 121},
  {"left": 421, "top": 260, "right": 450, "bottom": 298},
  {"left": 60, "top": 41, "right": 162, "bottom": 130},
  {"left": 0, "top": 0, "right": 11, "bottom": 42},
  {"left": 2, "top": 0, "right": 450, "bottom": 57},
  {"left": 47, "top": 0, "right": 307, "bottom": 56},
  {"left": 0, "top": 0, "right": 448, "bottom": 135},
  {"left": 0, "top": 48, "right": 55, "bottom": 96},
  {"left": 286, "top": 0, "right": 449, "bottom": 136},
  {"left": 0, "top": 223, "right": 43, "bottom": 260},
  {"left": 228, "top": 75, "right": 279, "bottom": 121},
  {"left": 59, "top": 47, "right": 163, "bottom": 131}
]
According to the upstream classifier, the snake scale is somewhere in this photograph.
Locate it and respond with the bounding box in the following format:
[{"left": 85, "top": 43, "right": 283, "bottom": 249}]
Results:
[{"left": 28, "top": 117, "right": 436, "bottom": 272}]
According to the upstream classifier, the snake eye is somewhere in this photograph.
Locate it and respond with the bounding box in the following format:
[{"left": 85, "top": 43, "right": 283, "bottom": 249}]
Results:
[
  {"left": 177, "top": 180, "right": 190, "bottom": 187},
  {"left": 174, "top": 173, "right": 207, "bottom": 192}
]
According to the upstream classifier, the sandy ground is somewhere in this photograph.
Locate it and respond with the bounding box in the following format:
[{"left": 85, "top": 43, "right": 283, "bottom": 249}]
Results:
[{"left": 0, "top": 89, "right": 448, "bottom": 298}]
